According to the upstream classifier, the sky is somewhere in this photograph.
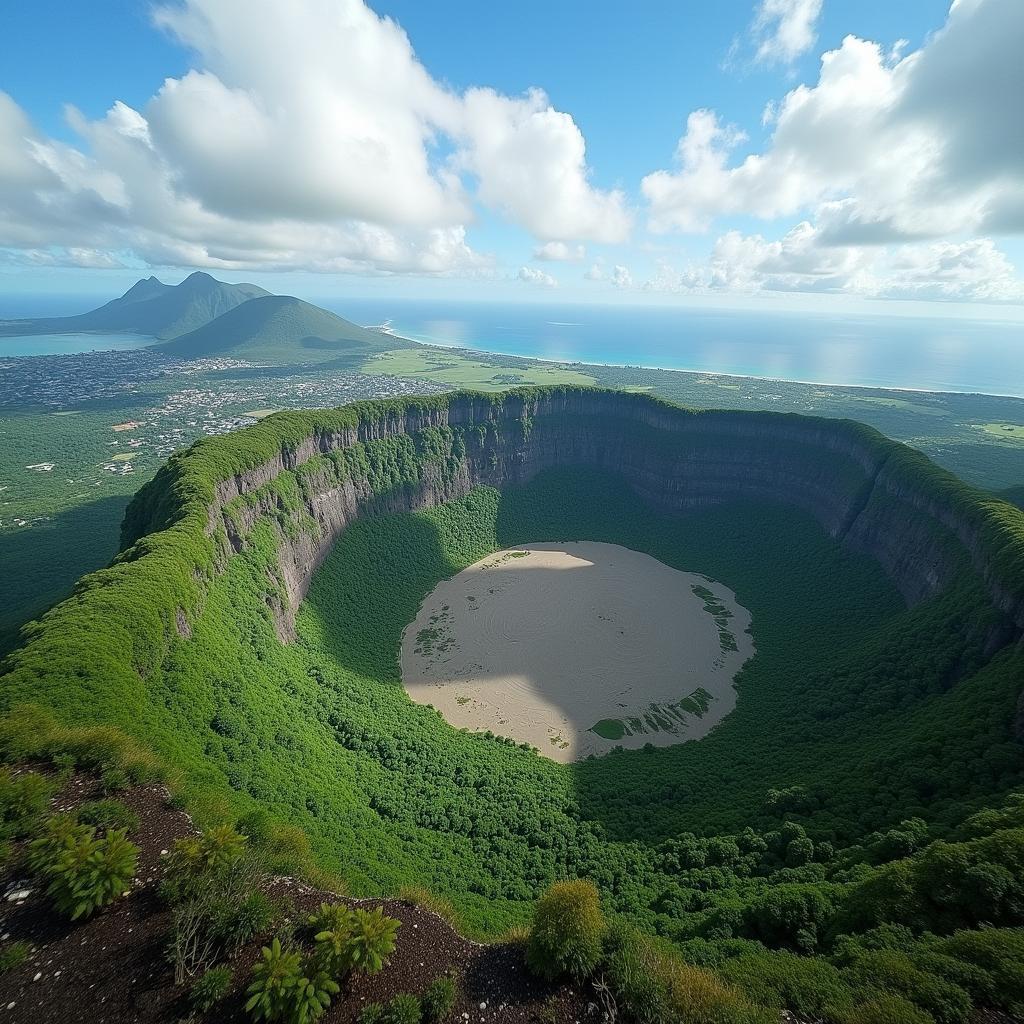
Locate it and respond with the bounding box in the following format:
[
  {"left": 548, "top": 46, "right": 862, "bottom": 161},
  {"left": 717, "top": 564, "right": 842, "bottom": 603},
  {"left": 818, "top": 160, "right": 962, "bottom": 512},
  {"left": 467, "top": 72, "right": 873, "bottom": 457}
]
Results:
[{"left": 2, "top": 0, "right": 1024, "bottom": 316}]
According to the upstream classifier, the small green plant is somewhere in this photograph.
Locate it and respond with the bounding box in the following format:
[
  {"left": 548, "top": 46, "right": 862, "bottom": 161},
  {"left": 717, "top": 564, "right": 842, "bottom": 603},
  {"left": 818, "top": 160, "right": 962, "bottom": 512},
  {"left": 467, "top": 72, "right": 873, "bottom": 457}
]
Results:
[
  {"left": 246, "top": 938, "right": 304, "bottom": 1021},
  {"left": 526, "top": 879, "right": 606, "bottom": 981},
  {"left": 422, "top": 974, "right": 458, "bottom": 1021},
  {"left": 343, "top": 907, "right": 401, "bottom": 976},
  {"left": 170, "top": 824, "right": 247, "bottom": 881},
  {"left": 381, "top": 994, "right": 422, "bottom": 1024},
  {"left": 843, "top": 993, "right": 933, "bottom": 1024},
  {"left": 359, "top": 1004, "right": 386, "bottom": 1024},
  {"left": 0, "top": 941, "right": 30, "bottom": 973},
  {"left": 0, "top": 769, "right": 54, "bottom": 835},
  {"left": 190, "top": 965, "right": 233, "bottom": 1012},
  {"left": 307, "top": 901, "right": 352, "bottom": 934},
  {"left": 77, "top": 798, "right": 140, "bottom": 831},
  {"left": 28, "top": 818, "right": 138, "bottom": 920},
  {"left": 245, "top": 938, "right": 339, "bottom": 1023}
]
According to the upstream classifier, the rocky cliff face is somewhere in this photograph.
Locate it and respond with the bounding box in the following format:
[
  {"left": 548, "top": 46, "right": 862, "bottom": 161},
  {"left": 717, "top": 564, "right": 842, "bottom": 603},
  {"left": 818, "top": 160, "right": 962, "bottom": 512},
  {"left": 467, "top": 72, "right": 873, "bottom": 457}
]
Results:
[{"left": 181, "top": 390, "right": 1023, "bottom": 646}]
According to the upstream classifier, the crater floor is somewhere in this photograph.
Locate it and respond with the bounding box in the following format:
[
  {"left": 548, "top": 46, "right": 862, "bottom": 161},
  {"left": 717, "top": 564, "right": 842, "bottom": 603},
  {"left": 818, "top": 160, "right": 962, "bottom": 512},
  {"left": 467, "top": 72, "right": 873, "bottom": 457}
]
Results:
[{"left": 401, "top": 542, "right": 755, "bottom": 762}]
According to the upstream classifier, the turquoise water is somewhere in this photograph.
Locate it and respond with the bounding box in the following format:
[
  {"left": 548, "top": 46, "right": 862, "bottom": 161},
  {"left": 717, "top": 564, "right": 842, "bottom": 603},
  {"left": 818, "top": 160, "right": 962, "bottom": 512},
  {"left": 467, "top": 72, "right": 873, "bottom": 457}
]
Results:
[
  {"left": 0, "top": 332, "right": 153, "bottom": 356},
  {"left": 329, "top": 298, "right": 1024, "bottom": 398}
]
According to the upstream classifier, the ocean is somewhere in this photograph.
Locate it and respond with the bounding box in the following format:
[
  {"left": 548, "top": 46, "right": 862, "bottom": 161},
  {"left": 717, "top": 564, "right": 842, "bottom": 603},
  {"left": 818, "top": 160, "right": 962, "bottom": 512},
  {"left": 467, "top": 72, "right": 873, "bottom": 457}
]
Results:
[
  {"left": 3, "top": 292, "right": 1022, "bottom": 397},
  {"left": 327, "top": 299, "right": 1024, "bottom": 398}
]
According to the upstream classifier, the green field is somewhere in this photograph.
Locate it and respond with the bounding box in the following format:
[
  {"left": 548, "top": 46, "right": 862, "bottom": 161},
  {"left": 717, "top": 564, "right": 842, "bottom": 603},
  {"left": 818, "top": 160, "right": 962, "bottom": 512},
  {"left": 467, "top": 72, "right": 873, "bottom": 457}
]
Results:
[{"left": 361, "top": 346, "right": 597, "bottom": 389}]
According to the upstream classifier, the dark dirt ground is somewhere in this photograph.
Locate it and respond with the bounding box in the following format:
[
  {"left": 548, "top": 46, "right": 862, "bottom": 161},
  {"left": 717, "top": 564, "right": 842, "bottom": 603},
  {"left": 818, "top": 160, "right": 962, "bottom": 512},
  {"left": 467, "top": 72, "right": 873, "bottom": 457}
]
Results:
[{"left": 0, "top": 771, "right": 595, "bottom": 1023}]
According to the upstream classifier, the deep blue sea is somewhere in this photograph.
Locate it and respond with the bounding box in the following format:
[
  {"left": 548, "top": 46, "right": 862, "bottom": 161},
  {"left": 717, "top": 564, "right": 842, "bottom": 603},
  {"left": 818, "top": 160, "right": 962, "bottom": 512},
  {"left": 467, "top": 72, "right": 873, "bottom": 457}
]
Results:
[{"left": 3, "top": 293, "right": 1022, "bottom": 397}]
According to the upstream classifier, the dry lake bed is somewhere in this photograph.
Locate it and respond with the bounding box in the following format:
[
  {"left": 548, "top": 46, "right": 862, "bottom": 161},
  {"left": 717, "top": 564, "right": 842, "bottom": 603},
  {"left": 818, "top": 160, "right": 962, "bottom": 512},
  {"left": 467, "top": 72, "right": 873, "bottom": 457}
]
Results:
[{"left": 401, "top": 542, "right": 754, "bottom": 762}]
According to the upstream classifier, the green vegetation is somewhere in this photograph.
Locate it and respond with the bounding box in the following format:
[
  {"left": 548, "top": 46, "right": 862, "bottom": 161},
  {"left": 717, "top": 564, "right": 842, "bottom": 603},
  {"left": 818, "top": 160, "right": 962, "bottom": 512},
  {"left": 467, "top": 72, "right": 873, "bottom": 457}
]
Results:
[
  {"left": 976, "top": 422, "right": 1024, "bottom": 444},
  {"left": 422, "top": 975, "right": 458, "bottom": 1021},
  {"left": 158, "top": 295, "right": 412, "bottom": 365},
  {"left": 527, "top": 879, "right": 607, "bottom": 981},
  {"left": 1, "top": 387, "right": 1024, "bottom": 1019},
  {"left": 26, "top": 817, "right": 139, "bottom": 920},
  {"left": 361, "top": 346, "right": 596, "bottom": 389}
]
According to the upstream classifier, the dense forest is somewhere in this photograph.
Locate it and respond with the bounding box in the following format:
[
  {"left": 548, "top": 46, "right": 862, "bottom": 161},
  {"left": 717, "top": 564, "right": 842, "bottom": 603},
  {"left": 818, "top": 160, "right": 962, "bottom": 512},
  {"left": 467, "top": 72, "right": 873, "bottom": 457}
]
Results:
[{"left": 2, "top": 387, "right": 1024, "bottom": 1021}]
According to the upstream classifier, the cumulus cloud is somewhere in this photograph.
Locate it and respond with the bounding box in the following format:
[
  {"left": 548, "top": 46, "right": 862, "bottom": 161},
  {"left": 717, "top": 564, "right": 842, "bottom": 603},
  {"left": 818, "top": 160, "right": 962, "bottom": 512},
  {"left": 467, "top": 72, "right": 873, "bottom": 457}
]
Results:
[
  {"left": 518, "top": 265, "right": 558, "bottom": 288},
  {"left": 645, "top": 0, "right": 1024, "bottom": 242},
  {"left": 644, "top": 225, "right": 1024, "bottom": 303},
  {"left": 0, "top": 0, "right": 626, "bottom": 275},
  {"left": 751, "top": 0, "right": 823, "bottom": 66},
  {"left": 611, "top": 265, "right": 633, "bottom": 289},
  {"left": 533, "top": 241, "right": 586, "bottom": 262},
  {"left": 584, "top": 263, "right": 605, "bottom": 281}
]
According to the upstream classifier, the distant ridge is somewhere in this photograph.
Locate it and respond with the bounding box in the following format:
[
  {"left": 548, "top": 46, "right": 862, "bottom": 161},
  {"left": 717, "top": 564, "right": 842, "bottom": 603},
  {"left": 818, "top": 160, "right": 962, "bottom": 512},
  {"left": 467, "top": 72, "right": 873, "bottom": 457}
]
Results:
[
  {"left": 0, "top": 271, "right": 270, "bottom": 340},
  {"left": 156, "top": 294, "right": 414, "bottom": 364}
]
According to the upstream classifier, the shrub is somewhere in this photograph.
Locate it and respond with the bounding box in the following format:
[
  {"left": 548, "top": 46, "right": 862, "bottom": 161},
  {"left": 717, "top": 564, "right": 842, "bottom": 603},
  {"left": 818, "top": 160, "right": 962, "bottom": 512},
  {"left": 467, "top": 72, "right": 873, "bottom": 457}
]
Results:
[
  {"left": 840, "top": 948, "right": 972, "bottom": 1024},
  {"left": 169, "top": 824, "right": 247, "bottom": 882},
  {"left": 246, "top": 938, "right": 303, "bottom": 1021},
  {"left": 210, "top": 889, "right": 278, "bottom": 950},
  {"left": 0, "top": 941, "right": 30, "bottom": 973},
  {"left": 526, "top": 880, "right": 606, "bottom": 982},
  {"left": 602, "top": 924, "right": 773, "bottom": 1024},
  {"left": 381, "top": 994, "right": 422, "bottom": 1024},
  {"left": 307, "top": 901, "right": 351, "bottom": 935},
  {"left": 935, "top": 928, "right": 1024, "bottom": 1015},
  {"left": 28, "top": 818, "right": 138, "bottom": 920},
  {"left": 842, "top": 993, "right": 934, "bottom": 1024},
  {"left": 245, "top": 938, "right": 339, "bottom": 1022},
  {"left": 0, "top": 769, "right": 54, "bottom": 835},
  {"left": 718, "top": 948, "right": 855, "bottom": 1018},
  {"left": 0, "top": 704, "right": 57, "bottom": 761},
  {"left": 77, "top": 798, "right": 140, "bottom": 832},
  {"left": 359, "top": 1004, "right": 386, "bottom": 1024},
  {"left": 422, "top": 975, "right": 458, "bottom": 1021},
  {"left": 341, "top": 907, "right": 401, "bottom": 976},
  {"left": 190, "top": 965, "right": 233, "bottom": 1011}
]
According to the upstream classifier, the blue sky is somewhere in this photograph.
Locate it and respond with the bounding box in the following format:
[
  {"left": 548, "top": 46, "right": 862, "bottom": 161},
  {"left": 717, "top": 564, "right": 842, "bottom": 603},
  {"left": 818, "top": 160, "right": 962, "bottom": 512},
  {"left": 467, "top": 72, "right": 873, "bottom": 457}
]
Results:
[{"left": 1, "top": 0, "right": 1023, "bottom": 316}]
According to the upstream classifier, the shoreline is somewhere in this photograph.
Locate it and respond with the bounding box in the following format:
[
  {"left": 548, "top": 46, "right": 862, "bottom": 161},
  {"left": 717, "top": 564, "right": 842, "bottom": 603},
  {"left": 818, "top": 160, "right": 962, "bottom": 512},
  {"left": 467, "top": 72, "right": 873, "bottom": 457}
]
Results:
[{"left": 392, "top": 332, "right": 1024, "bottom": 402}]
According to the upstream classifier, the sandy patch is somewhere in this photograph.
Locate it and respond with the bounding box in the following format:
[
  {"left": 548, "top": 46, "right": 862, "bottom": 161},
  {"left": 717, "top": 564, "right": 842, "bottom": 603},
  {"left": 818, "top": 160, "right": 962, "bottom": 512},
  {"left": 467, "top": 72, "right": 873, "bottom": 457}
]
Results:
[{"left": 400, "top": 542, "right": 754, "bottom": 763}]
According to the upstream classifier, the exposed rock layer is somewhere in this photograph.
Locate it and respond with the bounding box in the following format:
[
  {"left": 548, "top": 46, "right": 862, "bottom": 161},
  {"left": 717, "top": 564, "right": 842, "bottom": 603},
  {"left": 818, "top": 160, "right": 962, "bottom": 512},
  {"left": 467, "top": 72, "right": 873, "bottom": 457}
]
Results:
[{"left": 163, "top": 390, "right": 1024, "bottom": 644}]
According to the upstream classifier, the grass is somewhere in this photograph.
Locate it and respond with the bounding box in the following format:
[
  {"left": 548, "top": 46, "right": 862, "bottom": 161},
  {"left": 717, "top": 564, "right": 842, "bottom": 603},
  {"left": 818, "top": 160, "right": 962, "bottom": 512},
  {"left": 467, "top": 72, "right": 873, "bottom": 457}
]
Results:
[
  {"left": 976, "top": 422, "right": 1024, "bottom": 444},
  {"left": 361, "top": 347, "right": 597, "bottom": 391}
]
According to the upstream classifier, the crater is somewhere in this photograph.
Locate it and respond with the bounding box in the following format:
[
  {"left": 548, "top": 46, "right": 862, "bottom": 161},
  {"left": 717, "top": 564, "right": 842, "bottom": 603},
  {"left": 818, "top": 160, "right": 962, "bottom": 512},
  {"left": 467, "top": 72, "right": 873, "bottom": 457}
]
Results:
[{"left": 400, "top": 542, "right": 754, "bottom": 761}]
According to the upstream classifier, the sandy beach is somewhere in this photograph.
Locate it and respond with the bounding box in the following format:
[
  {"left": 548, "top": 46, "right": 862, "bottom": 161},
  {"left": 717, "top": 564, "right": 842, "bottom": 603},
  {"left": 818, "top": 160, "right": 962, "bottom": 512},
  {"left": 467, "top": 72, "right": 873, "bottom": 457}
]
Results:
[{"left": 401, "top": 542, "right": 754, "bottom": 763}]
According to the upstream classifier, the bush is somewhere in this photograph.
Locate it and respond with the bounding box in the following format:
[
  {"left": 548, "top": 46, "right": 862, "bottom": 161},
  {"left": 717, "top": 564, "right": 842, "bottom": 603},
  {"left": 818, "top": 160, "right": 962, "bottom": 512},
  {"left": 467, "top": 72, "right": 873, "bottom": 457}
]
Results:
[
  {"left": 380, "top": 994, "right": 422, "bottom": 1024},
  {"left": 935, "top": 928, "right": 1024, "bottom": 1015},
  {"left": 603, "top": 924, "right": 773, "bottom": 1024},
  {"left": 718, "top": 948, "right": 854, "bottom": 1018},
  {"left": 0, "top": 941, "right": 30, "bottom": 973},
  {"left": 341, "top": 907, "right": 401, "bottom": 976},
  {"left": 840, "top": 948, "right": 971, "bottom": 1024},
  {"left": 245, "top": 938, "right": 339, "bottom": 1023},
  {"left": 842, "top": 993, "right": 934, "bottom": 1024},
  {"left": 526, "top": 880, "right": 606, "bottom": 982},
  {"left": 27, "top": 818, "right": 138, "bottom": 920},
  {"left": 168, "top": 825, "right": 247, "bottom": 884},
  {"left": 359, "top": 1005, "right": 387, "bottom": 1024},
  {"left": 190, "top": 965, "right": 233, "bottom": 1011},
  {"left": 422, "top": 975, "right": 458, "bottom": 1021},
  {"left": 77, "top": 799, "right": 140, "bottom": 832},
  {"left": 210, "top": 889, "right": 278, "bottom": 950},
  {"left": 0, "top": 769, "right": 54, "bottom": 835}
]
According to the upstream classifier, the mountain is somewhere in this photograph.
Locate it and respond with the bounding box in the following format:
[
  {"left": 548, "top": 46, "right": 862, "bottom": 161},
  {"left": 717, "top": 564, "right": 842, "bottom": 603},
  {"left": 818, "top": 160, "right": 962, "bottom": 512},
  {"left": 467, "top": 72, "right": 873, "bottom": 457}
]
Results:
[
  {"left": 0, "top": 271, "right": 270, "bottom": 340},
  {"left": 156, "top": 294, "right": 413, "bottom": 364}
]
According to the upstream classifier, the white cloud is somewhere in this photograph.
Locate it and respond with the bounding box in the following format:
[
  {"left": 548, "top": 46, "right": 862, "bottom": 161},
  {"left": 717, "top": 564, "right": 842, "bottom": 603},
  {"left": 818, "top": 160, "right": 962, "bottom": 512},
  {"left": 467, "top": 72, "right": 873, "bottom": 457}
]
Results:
[
  {"left": 533, "top": 241, "right": 586, "bottom": 262},
  {"left": 644, "top": 224, "right": 1024, "bottom": 303},
  {"left": 518, "top": 265, "right": 558, "bottom": 288},
  {"left": 0, "top": 0, "right": 625, "bottom": 275},
  {"left": 459, "top": 88, "right": 631, "bottom": 243},
  {"left": 751, "top": 0, "right": 823, "bottom": 66},
  {"left": 584, "top": 263, "right": 605, "bottom": 281},
  {"left": 611, "top": 264, "right": 633, "bottom": 289},
  {"left": 645, "top": 0, "right": 1024, "bottom": 242}
]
